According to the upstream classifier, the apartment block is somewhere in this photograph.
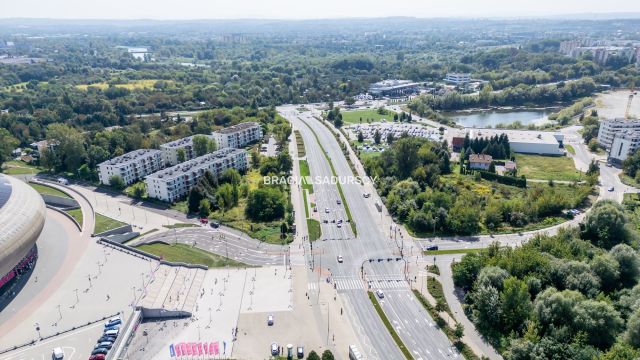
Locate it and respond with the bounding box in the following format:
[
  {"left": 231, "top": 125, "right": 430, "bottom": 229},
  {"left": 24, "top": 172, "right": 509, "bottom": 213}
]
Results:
[
  {"left": 597, "top": 118, "right": 640, "bottom": 149},
  {"left": 97, "top": 149, "right": 163, "bottom": 186},
  {"left": 211, "top": 122, "right": 262, "bottom": 149},
  {"left": 445, "top": 73, "right": 471, "bottom": 85},
  {"left": 610, "top": 131, "right": 640, "bottom": 162},
  {"left": 160, "top": 135, "right": 215, "bottom": 166},
  {"left": 145, "top": 148, "right": 248, "bottom": 202}
]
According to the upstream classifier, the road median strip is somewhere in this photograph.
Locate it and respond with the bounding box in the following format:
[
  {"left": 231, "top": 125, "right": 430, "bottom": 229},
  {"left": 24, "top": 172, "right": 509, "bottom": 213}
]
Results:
[
  {"left": 367, "top": 291, "right": 414, "bottom": 360},
  {"left": 300, "top": 119, "right": 357, "bottom": 236}
]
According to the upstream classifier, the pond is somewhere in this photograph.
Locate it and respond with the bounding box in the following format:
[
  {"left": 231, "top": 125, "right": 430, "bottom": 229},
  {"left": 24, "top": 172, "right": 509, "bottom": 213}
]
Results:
[{"left": 448, "top": 109, "right": 555, "bottom": 128}]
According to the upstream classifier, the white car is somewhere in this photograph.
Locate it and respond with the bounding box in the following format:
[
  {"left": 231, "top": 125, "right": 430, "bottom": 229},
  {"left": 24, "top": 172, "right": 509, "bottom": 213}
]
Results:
[
  {"left": 271, "top": 342, "right": 279, "bottom": 356},
  {"left": 52, "top": 347, "right": 64, "bottom": 359},
  {"left": 325, "top": 207, "right": 330, "bottom": 213},
  {"left": 337, "top": 255, "right": 343, "bottom": 263},
  {"left": 608, "top": 186, "right": 614, "bottom": 192},
  {"left": 375, "top": 289, "right": 385, "bottom": 299},
  {"left": 267, "top": 314, "right": 274, "bottom": 326}
]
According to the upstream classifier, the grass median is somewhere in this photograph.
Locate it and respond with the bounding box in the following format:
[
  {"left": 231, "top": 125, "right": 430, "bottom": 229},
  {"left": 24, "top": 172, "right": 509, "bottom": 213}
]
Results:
[
  {"left": 424, "top": 248, "right": 482, "bottom": 255},
  {"left": 367, "top": 291, "right": 414, "bottom": 360},
  {"left": 136, "top": 243, "right": 246, "bottom": 268},
  {"left": 301, "top": 119, "right": 357, "bottom": 236},
  {"left": 30, "top": 183, "right": 72, "bottom": 198},
  {"left": 307, "top": 219, "right": 321, "bottom": 241}
]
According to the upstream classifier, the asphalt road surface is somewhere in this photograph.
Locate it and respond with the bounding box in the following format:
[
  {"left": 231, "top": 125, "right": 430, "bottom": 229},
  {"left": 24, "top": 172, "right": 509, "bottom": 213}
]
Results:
[
  {"left": 280, "top": 106, "right": 457, "bottom": 360},
  {"left": 141, "top": 228, "right": 288, "bottom": 266}
]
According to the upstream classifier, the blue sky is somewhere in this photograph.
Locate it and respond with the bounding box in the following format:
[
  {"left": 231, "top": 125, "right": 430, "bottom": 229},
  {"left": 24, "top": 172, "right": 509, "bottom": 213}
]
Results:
[{"left": 3, "top": 0, "right": 640, "bottom": 19}]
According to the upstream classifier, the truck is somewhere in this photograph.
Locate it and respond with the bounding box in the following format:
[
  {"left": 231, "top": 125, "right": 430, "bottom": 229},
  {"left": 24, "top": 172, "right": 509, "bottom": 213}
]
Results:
[{"left": 349, "top": 345, "right": 364, "bottom": 360}]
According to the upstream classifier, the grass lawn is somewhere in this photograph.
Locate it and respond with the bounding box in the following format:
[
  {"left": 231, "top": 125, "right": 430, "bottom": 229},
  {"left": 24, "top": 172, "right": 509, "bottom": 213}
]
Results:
[
  {"left": 210, "top": 200, "right": 291, "bottom": 245},
  {"left": 427, "top": 277, "right": 453, "bottom": 318},
  {"left": 136, "top": 243, "right": 246, "bottom": 268},
  {"left": 619, "top": 173, "right": 640, "bottom": 188},
  {"left": 1, "top": 160, "right": 43, "bottom": 175},
  {"left": 368, "top": 291, "right": 414, "bottom": 360},
  {"left": 424, "top": 248, "right": 482, "bottom": 255},
  {"left": 30, "top": 183, "right": 71, "bottom": 198},
  {"left": 76, "top": 79, "right": 173, "bottom": 91},
  {"left": 514, "top": 153, "right": 583, "bottom": 181},
  {"left": 307, "top": 219, "right": 321, "bottom": 241},
  {"left": 565, "top": 144, "right": 576, "bottom": 155},
  {"left": 302, "top": 189, "right": 309, "bottom": 218},
  {"left": 94, "top": 213, "right": 127, "bottom": 234},
  {"left": 299, "top": 160, "right": 313, "bottom": 193},
  {"left": 341, "top": 109, "right": 397, "bottom": 124},
  {"left": 66, "top": 208, "right": 83, "bottom": 226}
]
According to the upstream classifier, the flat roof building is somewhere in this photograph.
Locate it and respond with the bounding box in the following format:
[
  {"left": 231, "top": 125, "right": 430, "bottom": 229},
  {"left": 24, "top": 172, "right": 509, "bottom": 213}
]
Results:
[
  {"left": 160, "top": 135, "right": 215, "bottom": 166},
  {"left": 145, "top": 148, "right": 248, "bottom": 203},
  {"left": 445, "top": 73, "right": 471, "bottom": 85},
  {"left": 609, "top": 130, "right": 640, "bottom": 163},
  {"left": 368, "top": 80, "right": 419, "bottom": 98},
  {"left": 597, "top": 118, "right": 640, "bottom": 150},
  {"left": 211, "top": 122, "right": 262, "bottom": 149},
  {"left": 97, "top": 149, "right": 163, "bottom": 186},
  {"left": 459, "top": 129, "right": 564, "bottom": 156}
]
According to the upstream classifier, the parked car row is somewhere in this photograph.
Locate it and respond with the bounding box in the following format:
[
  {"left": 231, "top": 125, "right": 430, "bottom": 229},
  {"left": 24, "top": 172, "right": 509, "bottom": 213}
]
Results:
[
  {"left": 89, "top": 316, "right": 121, "bottom": 360},
  {"left": 270, "top": 343, "right": 304, "bottom": 358}
]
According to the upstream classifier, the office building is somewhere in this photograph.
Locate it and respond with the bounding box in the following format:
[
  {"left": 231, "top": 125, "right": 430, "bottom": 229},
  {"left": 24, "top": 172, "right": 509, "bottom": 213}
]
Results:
[
  {"left": 597, "top": 118, "right": 640, "bottom": 149},
  {"left": 145, "top": 148, "right": 248, "bottom": 202},
  {"left": 368, "top": 80, "right": 419, "bottom": 98},
  {"left": 97, "top": 149, "right": 163, "bottom": 186},
  {"left": 445, "top": 73, "right": 471, "bottom": 85},
  {"left": 160, "top": 135, "right": 215, "bottom": 166},
  {"left": 211, "top": 122, "right": 262, "bottom": 149}
]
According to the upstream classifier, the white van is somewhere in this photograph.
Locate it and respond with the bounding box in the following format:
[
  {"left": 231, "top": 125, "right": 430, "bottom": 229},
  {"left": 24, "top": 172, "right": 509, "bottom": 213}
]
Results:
[
  {"left": 52, "top": 347, "right": 64, "bottom": 359},
  {"left": 57, "top": 177, "right": 68, "bottom": 185},
  {"left": 104, "top": 329, "right": 119, "bottom": 337}
]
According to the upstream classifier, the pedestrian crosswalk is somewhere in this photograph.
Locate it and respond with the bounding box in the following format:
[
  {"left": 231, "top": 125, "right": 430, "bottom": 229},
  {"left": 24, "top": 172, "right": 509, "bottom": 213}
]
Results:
[
  {"left": 366, "top": 275, "right": 409, "bottom": 290},
  {"left": 333, "top": 276, "right": 364, "bottom": 291}
]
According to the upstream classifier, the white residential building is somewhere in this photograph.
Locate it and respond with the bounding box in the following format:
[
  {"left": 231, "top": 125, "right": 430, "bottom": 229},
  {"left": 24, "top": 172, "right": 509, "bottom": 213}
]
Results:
[
  {"left": 211, "top": 122, "right": 262, "bottom": 149},
  {"left": 97, "top": 149, "right": 163, "bottom": 186},
  {"left": 597, "top": 118, "right": 640, "bottom": 150},
  {"left": 445, "top": 73, "right": 471, "bottom": 85},
  {"left": 609, "top": 131, "right": 640, "bottom": 163},
  {"left": 160, "top": 135, "right": 215, "bottom": 166},
  {"left": 145, "top": 148, "right": 248, "bottom": 202}
]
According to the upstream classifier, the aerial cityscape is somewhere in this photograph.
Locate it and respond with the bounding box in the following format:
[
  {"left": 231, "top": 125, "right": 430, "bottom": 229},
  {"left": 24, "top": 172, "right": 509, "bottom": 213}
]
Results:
[{"left": 1, "top": 1, "right": 640, "bottom": 360}]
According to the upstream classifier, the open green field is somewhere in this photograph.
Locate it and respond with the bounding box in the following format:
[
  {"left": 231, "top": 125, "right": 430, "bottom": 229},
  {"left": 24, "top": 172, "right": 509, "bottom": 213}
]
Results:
[
  {"left": 66, "top": 208, "right": 83, "bottom": 226},
  {"left": 514, "top": 153, "right": 582, "bottom": 181},
  {"left": 76, "top": 79, "right": 173, "bottom": 91},
  {"left": 136, "top": 243, "right": 246, "bottom": 268},
  {"left": 30, "top": 183, "right": 71, "bottom": 198},
  {"left": 1, "top": 160, "right": 42, "bottom": 175},
  {"left": 94, "top": 213, "right": 127, "bottom": 234},
  {"left": 307, "top": 219, "right": 321, "bottom": 241},
  {"left": 341, "top": 109, "right": 397, "bottom": 124}
]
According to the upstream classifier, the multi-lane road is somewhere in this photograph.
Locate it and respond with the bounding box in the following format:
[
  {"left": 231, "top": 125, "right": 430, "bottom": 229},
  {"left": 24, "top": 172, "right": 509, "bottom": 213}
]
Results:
[{"left": 281, "top": 106, "right": 458, "bottom": 359}]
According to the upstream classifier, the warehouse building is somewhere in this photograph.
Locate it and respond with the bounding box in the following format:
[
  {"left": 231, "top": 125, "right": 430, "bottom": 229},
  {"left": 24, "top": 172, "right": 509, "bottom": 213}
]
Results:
[
  {"left": 97, "top": 149, "right": 163, "bottom": 186},
  {"left": 145, "top": 148, "right": 248, "bottom": 202},
  {"left": 211, "top": 122, "right": 262, "bottom": 149},
  {"left": 457, "top": 129, "right": 564, "bottom": 155}
]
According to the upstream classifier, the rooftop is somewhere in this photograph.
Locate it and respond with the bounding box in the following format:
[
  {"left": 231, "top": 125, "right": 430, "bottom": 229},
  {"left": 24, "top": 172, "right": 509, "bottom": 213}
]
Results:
[
  {"left": 213, "top": 122, "right": 260, "bottom": 135},
  {"left": 146, "top": 148, "right": 245, "bottom": 180},
  {"left": 161, "top": 136, "right": 195, "bottom": 149},
  {"left": 369, "top": 79, "right": 418, "bottom": 91},
  {"left": 460, "top": 129, "right": 563, "bottom": 145},
  {"left": 469, "top": 154, "right": 493, "bottom": 163},
  {"left": 100, "top": 149, "right": 161, "bottom": 167}
]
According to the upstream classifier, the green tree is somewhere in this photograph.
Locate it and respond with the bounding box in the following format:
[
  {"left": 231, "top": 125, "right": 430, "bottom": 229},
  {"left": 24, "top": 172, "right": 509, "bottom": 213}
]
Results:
[
  {"left": 0, "top": 128, "right": 18, "bottom": 169},
  {"left": 307, "top": 350, "right": 320, "bottom": 360},
  {"left": 188, "top": 186, "right": 205, "bottom": 213},
  {"left": 334, "top": 113, "right": 343, "bottom": 128},
  {"left": 590, "top": 254, "right": 620, "bottom": 292},
  {"left": 580, "top": 200, "right": 628, "bottom": 249},
  {"left": 39, "top": 147, "right": 59, "bottom": 172},
  {"left": 601, "top": 342, "right": 640, "bottom": 360},
  {"left": 357, "top": 131, "right": 364, "bottom": 143},
  {"left": 77, "top": 163, "right": 92, "bottom": 180},
  {"left": 46, "top": 123, "right": 87, "bottom": 172},
  {"left": 193, "top": 135, "right": 216, "bottom": 157},
  {"left": 176, "top": 148, "right": 186, "bottom": 163},
  {"left": 500, "top": 277, "right": 532, "bottom": 334},
  {"left": 277, "top": 151, "right": 293, "bottom": 174},
  {"left": 199, "top": 198, "right": 211, "bottom": 217},
  {"left": 246, "top": 188, "right": 286, "bottom": 221},
  {"left": 321, "top": 349, "right": 335, "bottom": 360},
  {"left": 453, "top": 323, "right": 465, "bottom": 343},
  {"left": 386, "top": 132, "right": 394, "bottom": 145},
  {"left": 626, "top": 308, "right": 640, "bottom": 348},
  {"left": 373, "top": 130, "right": 381, "bottom": 144},
  {"left": 610, "top": 244, "right": 640, "bottom": 287},
  {"left": 216, "top": 183, "right": 237, "bottom": 209},
  {"left": 109, "top": 175, "right": 125, "bottom": 190},
  {"left": 574, "top": 299, "right": 623, "bottom": 349}
]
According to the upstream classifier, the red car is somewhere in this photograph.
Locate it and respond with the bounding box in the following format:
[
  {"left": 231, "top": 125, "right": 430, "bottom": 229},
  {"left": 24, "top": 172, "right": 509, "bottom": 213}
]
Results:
[
  {"left": 89, "top": 355, "right": 105, "bottom": 360},
  {"left": 199, "top": 217, "right": 208, "bottom": 224}
]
